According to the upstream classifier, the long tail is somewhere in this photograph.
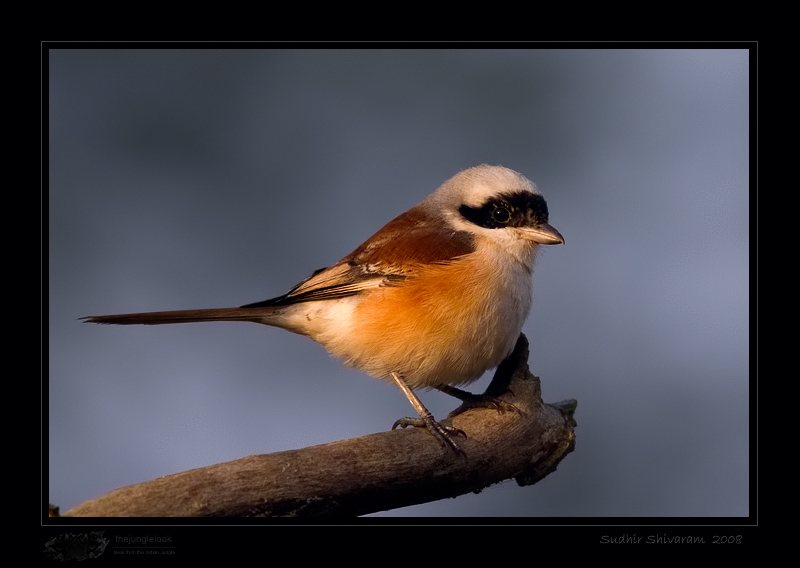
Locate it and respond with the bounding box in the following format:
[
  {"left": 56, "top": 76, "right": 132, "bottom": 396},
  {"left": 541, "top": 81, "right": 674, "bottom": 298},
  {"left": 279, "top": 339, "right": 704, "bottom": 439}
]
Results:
[{"left": 81, "top": 307, "right": 276, "bottom": 326}]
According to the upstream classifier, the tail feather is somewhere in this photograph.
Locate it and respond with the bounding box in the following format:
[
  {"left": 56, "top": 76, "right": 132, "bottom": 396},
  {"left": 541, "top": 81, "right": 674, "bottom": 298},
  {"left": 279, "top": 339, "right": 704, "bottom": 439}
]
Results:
[{"left": 81, "top": 308, "right": 270, "bottom": 326}]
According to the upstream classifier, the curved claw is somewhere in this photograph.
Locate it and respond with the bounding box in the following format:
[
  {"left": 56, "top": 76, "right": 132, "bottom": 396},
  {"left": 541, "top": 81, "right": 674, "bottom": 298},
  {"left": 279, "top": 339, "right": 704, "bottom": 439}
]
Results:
[{"left": 393, "top": 416, "right": 467, "bottom": 457}]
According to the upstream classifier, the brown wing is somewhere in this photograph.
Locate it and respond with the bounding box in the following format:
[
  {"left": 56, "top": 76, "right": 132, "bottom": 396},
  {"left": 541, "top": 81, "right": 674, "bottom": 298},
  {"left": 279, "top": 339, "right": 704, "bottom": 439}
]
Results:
[
  {"left": 243, "top": 206, "right": 476, "bottom": 308},
  {"left": 344, "top": 205, "right": 476, "bottom": 266}
]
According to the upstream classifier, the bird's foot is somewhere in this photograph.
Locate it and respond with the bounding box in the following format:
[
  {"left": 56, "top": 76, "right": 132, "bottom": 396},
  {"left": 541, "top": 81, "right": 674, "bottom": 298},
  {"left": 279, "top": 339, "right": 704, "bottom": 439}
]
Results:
[
  {"left": 393, "top": 415, "right": 467, "bottom": 457},
  {"left": 436, "top": 385, "right": 524, "bottom": 418}
]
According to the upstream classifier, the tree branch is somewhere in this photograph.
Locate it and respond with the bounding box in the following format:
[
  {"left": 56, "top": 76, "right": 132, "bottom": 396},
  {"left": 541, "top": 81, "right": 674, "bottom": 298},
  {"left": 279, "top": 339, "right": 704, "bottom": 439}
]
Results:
[{"left": 59, "top": 334, "right": 577, "bottom": 517}]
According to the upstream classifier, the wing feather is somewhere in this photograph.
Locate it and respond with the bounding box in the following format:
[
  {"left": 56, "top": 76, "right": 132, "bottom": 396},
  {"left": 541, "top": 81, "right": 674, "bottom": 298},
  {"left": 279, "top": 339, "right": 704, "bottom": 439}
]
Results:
[{"left": 242, "top": 206, "right": 475, "bottom": 308}]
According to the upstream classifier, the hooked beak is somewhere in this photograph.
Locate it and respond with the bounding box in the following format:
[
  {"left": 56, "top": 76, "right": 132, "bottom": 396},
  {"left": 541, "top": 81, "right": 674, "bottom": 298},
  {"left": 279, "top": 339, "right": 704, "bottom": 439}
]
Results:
[{"left": 521, "top": 222, "right": 565, "bottom": 245}]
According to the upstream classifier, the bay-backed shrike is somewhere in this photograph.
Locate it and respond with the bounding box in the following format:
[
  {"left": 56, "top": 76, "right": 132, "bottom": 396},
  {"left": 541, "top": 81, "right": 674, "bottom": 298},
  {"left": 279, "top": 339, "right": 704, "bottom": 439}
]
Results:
[{"left": 83, "top": 165, "right": 563, "bottom": 455}]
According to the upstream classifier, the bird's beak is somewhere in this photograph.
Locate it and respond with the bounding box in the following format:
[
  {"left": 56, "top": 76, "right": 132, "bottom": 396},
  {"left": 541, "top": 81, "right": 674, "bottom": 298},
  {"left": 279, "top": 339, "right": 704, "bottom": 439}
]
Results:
[{"left": 521, "top": 222, "right": 565, "bottom": 245}]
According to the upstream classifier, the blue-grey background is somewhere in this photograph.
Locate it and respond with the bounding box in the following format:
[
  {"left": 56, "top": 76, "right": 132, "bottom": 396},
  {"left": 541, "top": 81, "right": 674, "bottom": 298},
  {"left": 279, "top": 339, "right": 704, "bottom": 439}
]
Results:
[{"left": 48, "top": 48, "right": 750, "bottom": 517}]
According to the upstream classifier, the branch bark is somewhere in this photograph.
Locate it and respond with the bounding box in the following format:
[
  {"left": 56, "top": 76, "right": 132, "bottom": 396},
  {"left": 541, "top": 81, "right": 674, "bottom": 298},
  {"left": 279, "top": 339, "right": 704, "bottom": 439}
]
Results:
[{"left": 60, "top": 334, "right": 577, "bottom": 517}]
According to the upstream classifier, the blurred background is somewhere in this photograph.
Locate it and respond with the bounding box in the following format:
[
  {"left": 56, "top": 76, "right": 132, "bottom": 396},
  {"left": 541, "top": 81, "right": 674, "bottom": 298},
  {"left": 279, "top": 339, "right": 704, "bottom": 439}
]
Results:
[{"left": 48, "top": 48, "right": 750, "bottom": 517}]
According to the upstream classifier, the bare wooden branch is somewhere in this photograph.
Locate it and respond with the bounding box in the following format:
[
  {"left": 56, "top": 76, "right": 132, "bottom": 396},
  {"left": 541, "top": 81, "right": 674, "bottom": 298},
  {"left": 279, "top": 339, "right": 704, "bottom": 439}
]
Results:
[{"left": 60, "top": 334, "right": 576, "bottom": 517}]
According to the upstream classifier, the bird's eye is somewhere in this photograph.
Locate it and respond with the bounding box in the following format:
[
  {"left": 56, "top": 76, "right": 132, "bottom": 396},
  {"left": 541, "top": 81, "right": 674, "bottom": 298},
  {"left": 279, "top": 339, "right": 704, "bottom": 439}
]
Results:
[{"left": 491, "top": 205, "right": 511, "bottom": 224}]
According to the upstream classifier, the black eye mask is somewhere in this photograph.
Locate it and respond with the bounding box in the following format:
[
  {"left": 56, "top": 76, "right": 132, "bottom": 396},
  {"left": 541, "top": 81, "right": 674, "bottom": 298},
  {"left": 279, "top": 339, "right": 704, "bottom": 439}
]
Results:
[{"left": 459, "top": 192, "right": 550, "bottom": 230}]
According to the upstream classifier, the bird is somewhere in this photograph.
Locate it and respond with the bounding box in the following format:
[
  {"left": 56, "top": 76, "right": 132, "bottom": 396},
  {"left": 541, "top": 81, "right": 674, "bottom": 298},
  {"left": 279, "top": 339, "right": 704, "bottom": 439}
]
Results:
[{"left": 82, "top": 165, "right": 564, "bottom": 455}]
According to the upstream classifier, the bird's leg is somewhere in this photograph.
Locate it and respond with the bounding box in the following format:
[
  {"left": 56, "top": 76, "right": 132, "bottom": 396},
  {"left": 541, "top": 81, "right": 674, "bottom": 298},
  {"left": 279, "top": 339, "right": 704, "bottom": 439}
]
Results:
[
  {"left": 390, "top": 372, "right": 466, "bottom": 456},
  {"left": 435, "top": 335, "right": 530, "bottom": 419},
  {"left": 435, "top": 384, "right": 523, "bottom": 418}
]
